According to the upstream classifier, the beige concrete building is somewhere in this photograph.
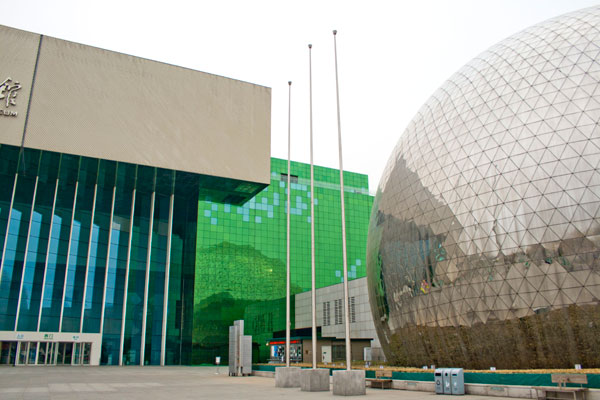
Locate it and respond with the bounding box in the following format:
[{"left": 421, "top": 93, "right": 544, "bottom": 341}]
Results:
[
  {"left": 0, "top": 24, "right": 271, "bottom": 367},
  {"left": 1, "top": 24, "right": 271, "bottom": 189}
]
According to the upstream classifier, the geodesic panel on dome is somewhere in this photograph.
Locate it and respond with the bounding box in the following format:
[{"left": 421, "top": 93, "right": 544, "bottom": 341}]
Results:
[{"left": 367, "top": 6, "right": 600, "bottom": 369}]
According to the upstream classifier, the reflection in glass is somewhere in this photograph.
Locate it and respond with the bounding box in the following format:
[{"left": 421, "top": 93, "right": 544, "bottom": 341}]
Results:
[
  {"left": 27, "top": 341, "right": 37, "bottom": 364},
  {"left": 367, "top": 7, "right": 600, "bottom": 369},
  {"left": 0, "top": 149, "right": 38, "bottom": 330},
  {"left": 18, "top": 152, "right": 59, "bottom": 331},
  {"left": 18, "top": 342, "right": 27, "bottom": 364},
  {"left": 0, "top": 143, "right": 372, "bottom": 366}
]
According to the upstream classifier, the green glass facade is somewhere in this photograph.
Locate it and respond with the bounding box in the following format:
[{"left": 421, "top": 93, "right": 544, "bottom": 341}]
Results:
[
  {"left": 0, "top": 144, "right": 372, "bottom": 365},
  {"left": 193, "top": 158, "right": 372, "bottom": 363}
]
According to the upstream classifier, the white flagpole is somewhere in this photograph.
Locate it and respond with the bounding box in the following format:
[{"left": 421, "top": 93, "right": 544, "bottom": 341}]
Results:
[
  {"left": 308, "top": 43, "right": 317, "bottom": 370},
  {"left": 286, "top": 81, "right": 292, "bottom": 368},
  {"left": 333, "top": 29, "right": 351, "bottom": 371}
]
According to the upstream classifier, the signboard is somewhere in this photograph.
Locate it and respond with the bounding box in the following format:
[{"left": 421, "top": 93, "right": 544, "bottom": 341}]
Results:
[
  {"left": 268, "top": 340, "right": 300, "bottom": 345},
  {"left": 0, "top": 77, "right": 21, "bottom": 117}
]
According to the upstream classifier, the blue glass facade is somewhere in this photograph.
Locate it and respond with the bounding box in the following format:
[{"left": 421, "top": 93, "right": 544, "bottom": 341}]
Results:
[{"left": 0, "top": 144, "right": 215, "bottom": 365}]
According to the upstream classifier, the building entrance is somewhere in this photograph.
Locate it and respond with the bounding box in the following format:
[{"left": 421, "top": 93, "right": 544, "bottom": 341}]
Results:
[
  {"left": 0, "top": 341, "right": 91, "bottom": 366},
  {"left": 0, "top": 341, "right": 17, "bottom": 365}
]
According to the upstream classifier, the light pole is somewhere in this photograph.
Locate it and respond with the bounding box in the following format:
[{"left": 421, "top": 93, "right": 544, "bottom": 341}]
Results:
[
  {"left": 274, "top": 81, "right": 302, "bottom": 387},
  {"left": 332, "top": 29, "right": 351, "bottom": 371},
  {"left": 308, "top": 43, "right": 317, "bottom": 370},
  {"left": 285, "top": 81, "right": 292, "bottom": 368},
  {"left": 330, "top": 28, "right": 366, "bottom": 397}
]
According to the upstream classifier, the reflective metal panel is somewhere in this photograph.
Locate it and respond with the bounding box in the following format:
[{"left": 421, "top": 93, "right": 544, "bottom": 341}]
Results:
[{"left": 367, "top": 6, "right": 600, "bottom": 369}]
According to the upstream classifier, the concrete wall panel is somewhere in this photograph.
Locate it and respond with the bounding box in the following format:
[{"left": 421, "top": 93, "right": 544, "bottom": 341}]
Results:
[
  {"left": 19, "top": 31, "right": 270, "bottom": 184},
  {"left": 0, "top": 25, "right": 40, "bottom": 146}
]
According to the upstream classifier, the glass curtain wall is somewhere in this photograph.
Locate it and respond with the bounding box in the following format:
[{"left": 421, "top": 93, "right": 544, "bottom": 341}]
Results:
[
  {"left": 62, "top": 158, "right": 97, "bottom": 332},
  {"left": 193, "top": 158, "right": 373, "bottom": 364},
  {"left": 143, "top": 169, "right": 173, "bottom": 365},
  {"left": 16, "top": 152, "right": 59, "bottom": 331},
  {"left": 0, "top": 148, "right": 39, "bottom": 330},
  {"left": 0, "top": 144, "right": 197, "bottom": 365},
  {"left": 82, "top": 160, "right": 116, "bottom": 334},
  {"left": 39, "top": 155, "right": 79, "bottom": 332},
  {"left": 0, "top": 144, "right": 372, "bottom": 366},
  {"left": 100, "top": 163, "right": 135, "bottom": 365}
]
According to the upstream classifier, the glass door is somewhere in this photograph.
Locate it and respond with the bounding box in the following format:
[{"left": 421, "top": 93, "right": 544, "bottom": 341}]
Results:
[
  {"left": 47, "top": 342, "right": 56, "bottom": 365},
  {"left": 82, "top": 343, "right": 91, "bottom": 365},
  {"left": 57, "top": 342, "right": 65, "bottom": 364},
  {"left": 0, "top": 342, "right": 17, "bottom": 365},
  {"left": 5, "top": 341, "right": 88, "bottom": 366},
  {"left": 37, "top": 342, "right": 47, "bottom": 365},
  {"left": 18, "top": 342, "right": 28, "bottom": 364},
  {"left": 73, "top": 343, "right": 81, "bottom": 365},
  {"left": 0, "top": 342, "right": 9, "bottom": 364},
  {"left": 27, "top": 342, "right": 37, "bottom": 364},
  {"left": 63, "top": 343, "right": 72, "bottom": 365}
]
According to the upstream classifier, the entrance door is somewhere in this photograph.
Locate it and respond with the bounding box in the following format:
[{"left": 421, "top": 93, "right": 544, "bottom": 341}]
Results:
[
  {"left": 27, "top": 342, "right": 37, "bottom": 364},
  {"left": 47, "top": 342, "right": 56, "bottom": 365},
  {"left": 4, "top": 341, "right": 89, "bottom": 366},
  {"left": 0, "top": 342, "right": 17, "bottom": 365},
  {"left": 82, "top": 343, "right": 91, "bottom": 365},
  {"left": 56, "top": 342, "right": 65, "bottom": 364},
  {"left": 73, "top": 343, "right": 81, "bottom": 365},
  {"left": 63, "top": 343, "right": 73, "bottom": 365},
  {"left": 37, "top": 342, "right": 47, "bottom": 365},
  {"left": 18, "top": 342, "right": 28, "bottom": 364}
]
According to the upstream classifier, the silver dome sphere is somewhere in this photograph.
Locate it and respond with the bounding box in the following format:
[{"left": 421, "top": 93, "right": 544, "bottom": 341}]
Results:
[{"left": 367, "top": 6, "right": 600, "bottom": 369}]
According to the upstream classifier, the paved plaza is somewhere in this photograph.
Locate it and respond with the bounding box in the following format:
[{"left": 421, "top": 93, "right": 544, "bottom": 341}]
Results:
[{"left": 0, "top": 366, "right": 518, "bottom": 400}]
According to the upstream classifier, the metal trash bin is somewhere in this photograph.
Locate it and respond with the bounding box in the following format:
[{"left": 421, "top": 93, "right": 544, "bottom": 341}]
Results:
[
  {"left": 443, "top": 369, "right": 452, "bottom": 394},
  {"left": 434, "top": 369, "right": 444, "bottom": 394},
  {"left": 450, "top": 368, "right": 464, "bottom": 395}
]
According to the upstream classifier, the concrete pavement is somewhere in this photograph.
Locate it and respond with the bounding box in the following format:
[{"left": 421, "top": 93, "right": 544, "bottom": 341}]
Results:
[{"left": 0, "top": 366, "right": 518, "bottom": 400}]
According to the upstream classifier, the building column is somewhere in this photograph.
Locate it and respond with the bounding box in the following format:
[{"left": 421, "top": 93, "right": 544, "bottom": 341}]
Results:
[
  {"left": 14, "top": 342, "right": 21, "bottom": 365},
  {"left": 160, "top": 172, "right": 175, "bottom": 366},
  {"left": 119, "top": 185, "right": 137, "bottom": 366},
  {"left": 80, "top": 181, "right": 99, "bottom": 333},
  {"left": 14, "top": 174, "right": 39, "bottom": 330},
  {"left": 36, "top": 177, "right": 60, "bottom": 331},
  {"left": 59, "top": 181, "right": 79, "bottom": 332},
  {"left": 99, "top": 184, "right": 117, "bottom": 335},
  {"left": 0, "top": 173, "right": 19, "bottom": 285},
  {"left": 140, "top": 172, "right": 156, "bottom": 365}
]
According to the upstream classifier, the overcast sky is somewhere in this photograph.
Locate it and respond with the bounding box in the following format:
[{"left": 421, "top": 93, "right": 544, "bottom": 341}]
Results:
[{"left": 2, "top": 0, "right": 599, "bottom": 191}]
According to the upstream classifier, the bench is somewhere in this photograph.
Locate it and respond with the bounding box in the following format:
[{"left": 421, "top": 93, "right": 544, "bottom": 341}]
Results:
[
  {"left": 366, "top": 370, "right": 393, "bottom": 389},
  {"left": 535, "top": 374, "right": 588, "bottom": 400}
]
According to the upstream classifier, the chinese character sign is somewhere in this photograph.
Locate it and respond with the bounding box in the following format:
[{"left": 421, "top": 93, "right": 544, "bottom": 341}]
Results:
[{"left": 0, "top": 77, "right": 21, "bottom": 108}]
